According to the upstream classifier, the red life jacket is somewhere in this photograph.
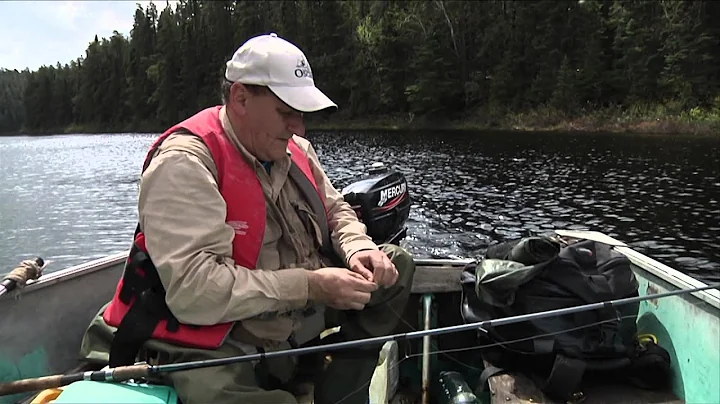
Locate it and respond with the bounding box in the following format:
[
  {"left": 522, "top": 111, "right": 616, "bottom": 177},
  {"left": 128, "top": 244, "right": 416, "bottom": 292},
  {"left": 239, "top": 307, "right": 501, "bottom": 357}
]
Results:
[{"left": 103, "top": 106, "right": 324, "bottom": 360}]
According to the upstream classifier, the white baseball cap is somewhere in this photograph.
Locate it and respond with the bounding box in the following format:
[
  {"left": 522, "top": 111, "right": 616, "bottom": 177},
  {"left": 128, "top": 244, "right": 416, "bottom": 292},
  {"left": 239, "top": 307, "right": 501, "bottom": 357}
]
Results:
[{"left": 225, "top": 33, "right": 338, "bottom": 113}]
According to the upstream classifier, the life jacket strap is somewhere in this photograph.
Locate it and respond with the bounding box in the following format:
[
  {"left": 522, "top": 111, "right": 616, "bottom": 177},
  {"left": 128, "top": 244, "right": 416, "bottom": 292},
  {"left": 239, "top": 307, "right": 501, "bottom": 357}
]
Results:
[
  {"left": 109, "top": 287, "right": 175, "bottom": 368},
  {"left": 109, "top": 235, "right": 183, "bottom": 368}
]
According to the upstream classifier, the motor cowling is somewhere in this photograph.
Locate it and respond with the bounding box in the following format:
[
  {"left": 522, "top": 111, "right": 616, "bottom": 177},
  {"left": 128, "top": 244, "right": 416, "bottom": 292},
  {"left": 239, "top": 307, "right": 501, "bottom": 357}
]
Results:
[{"left": 341, "top": 163, "right": 410, "bottom": 245}]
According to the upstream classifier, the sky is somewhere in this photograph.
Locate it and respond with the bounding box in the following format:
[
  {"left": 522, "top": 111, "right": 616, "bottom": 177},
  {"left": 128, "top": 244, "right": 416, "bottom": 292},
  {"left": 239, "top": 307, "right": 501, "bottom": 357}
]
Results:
[{"left": 0, "top": 1, "right": 175, "bottom": 71}]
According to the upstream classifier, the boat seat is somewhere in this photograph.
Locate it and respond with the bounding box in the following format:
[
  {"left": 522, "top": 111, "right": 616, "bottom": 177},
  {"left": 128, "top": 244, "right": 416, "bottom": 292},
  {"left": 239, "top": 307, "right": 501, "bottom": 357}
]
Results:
[{"left": 482, "top": 359, "right": 684, "bottom": 404}]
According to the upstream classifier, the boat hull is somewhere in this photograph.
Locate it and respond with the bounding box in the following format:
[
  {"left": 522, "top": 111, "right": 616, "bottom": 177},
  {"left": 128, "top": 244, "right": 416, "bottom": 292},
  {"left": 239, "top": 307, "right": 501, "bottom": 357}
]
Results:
[
  {"left": 1, "top": 231, "right": 718, "bottom": 404},
  {"left": 0, "top": 253, "right": 126, "bottom": 404},
  {"left": 626, "top": 251, "right": 720, "bottom": 404}
]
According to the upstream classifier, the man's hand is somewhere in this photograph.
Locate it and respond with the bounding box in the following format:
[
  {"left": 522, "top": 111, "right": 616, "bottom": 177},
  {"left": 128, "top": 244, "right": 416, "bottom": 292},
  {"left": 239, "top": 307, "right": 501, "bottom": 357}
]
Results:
[
  {"left": 348, "top": 249, "right": 399, "bottom": 288},
  {"left": 307, "top": 267, "right": 378, "bottom": 310}
]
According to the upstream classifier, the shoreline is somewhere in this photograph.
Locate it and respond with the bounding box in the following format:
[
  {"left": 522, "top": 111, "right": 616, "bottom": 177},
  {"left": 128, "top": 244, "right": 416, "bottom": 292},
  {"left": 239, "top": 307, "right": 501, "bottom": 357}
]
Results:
[
  {"left": 305, "top": 117, "right": 720, "bottom": 136},
  {"left": 306, "top": 105, "right": 720, "bottom": 136},
  {"left": 3, "top": 108, "right": 719, "bottom": 137}
]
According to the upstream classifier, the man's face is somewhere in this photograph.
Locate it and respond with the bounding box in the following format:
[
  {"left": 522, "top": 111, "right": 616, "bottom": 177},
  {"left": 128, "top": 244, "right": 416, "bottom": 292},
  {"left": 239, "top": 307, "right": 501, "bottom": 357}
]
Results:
[{"left": 229, "top": 83, "right": 305, "bottom": 162}]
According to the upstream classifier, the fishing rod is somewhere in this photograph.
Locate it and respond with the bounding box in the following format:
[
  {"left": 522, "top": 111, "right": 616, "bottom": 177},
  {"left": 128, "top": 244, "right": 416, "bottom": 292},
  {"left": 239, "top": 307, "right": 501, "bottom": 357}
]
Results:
[
  {"left": 0, "top": 257, "right": 45, "bottom": 298},
  {"left": 0, "top": 281, "right": 718, "bottom": 397}
]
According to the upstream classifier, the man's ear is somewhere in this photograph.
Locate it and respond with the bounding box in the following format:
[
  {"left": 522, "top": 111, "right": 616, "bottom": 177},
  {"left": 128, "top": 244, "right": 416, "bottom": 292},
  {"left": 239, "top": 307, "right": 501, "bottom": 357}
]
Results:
[{"left": 229, "top": 82, "right": 250, "bottom": 115}]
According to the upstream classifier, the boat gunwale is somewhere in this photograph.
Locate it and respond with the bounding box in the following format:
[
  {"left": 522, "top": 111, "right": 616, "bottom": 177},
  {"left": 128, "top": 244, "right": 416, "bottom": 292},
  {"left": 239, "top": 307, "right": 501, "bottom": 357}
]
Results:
[
  {"left": 3, "top": 230, "right": 718, "bottom": 309},
  {"left": 0, "top": 251, "right": 128, "bottom": 300},
  {"left": 618, "top": 246, "right": 720, "bottom": 309},
  {"left": 552, "top": 229, "right": 719, "bottom": 309}
]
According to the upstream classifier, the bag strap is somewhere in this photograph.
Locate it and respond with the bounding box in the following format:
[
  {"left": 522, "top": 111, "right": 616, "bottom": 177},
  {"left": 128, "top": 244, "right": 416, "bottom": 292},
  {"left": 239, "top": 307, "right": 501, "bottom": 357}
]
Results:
[
  {"left": 541, "top": 354, "right": 586, "bottom": 400},
  {"left": 474, "top": 365, "right": 506, "bottom": 394}
]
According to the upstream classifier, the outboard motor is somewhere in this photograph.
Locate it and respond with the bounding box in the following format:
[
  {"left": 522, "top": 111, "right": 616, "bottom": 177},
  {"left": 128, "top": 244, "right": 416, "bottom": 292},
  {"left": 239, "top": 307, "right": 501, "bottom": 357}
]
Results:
[{"left": 342, "top": 163, "right": 410, "bottom": 245}]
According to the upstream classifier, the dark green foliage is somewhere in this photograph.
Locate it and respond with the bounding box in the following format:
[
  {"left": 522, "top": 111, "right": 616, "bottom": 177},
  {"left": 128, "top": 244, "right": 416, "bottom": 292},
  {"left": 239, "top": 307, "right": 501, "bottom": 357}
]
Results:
[
  {"left": 0, "top": 68, "right": 29, "bottom": 133},
  {"left": 2, "top": 0, "right": 719, "bottom": 134}
]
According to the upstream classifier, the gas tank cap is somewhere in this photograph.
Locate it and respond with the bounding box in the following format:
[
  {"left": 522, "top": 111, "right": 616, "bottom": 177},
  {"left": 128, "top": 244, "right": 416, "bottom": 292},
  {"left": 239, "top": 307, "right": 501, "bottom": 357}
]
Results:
[{"left": 369, "top": 162, "right": 387, "bottom": 175}]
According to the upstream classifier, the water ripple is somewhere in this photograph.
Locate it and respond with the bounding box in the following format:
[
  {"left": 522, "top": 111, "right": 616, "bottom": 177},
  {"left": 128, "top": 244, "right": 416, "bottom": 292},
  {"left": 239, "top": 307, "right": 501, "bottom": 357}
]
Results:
[
  {"left": 1, "top": 131, "right": 718, "bottom": 283},
  {"left": 317, "top": 130, "right": 720, "bottom": 283},
  {"left": 1, "top": 134, "right": 152, "bottom": 271}
]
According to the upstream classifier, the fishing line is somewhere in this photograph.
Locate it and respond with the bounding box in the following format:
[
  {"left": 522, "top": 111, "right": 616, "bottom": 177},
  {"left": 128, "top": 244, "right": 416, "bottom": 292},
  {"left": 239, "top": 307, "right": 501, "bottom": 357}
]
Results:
[
  {"left": 404, "top": 314, "right": 639, "bottom": 361},
  {"left": 386, "top": 300, "right": 484, "bottom": 371},
  {"left": 384, "top": 294, "right": 629, "bottom": 373},
  {"left": 332, "top": 313, "right": 638, "bottom": 404},
  {"left": 0, "top": 282, "right": 716, "bottom": 400},
  {"left": 333, "top": 291, "right": 716, "bottom": 404}
]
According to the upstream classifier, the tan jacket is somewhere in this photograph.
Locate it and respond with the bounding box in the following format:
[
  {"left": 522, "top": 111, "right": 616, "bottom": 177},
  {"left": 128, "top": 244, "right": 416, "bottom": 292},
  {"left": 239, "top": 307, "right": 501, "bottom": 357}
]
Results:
[{"left": 137, "top": 106, "right": 378, "bottom": 344}]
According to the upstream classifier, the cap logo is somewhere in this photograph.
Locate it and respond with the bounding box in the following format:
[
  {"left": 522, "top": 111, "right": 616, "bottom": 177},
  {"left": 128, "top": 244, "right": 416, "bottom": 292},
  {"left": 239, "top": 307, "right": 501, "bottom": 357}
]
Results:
[{"left": 294, "top": 57, "right": 313, "bottom": 79}]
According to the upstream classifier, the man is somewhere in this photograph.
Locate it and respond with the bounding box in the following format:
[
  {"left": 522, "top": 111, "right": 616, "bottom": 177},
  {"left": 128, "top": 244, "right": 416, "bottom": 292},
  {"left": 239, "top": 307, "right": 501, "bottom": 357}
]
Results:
[{"left": 79, "top": 33, "right": 416, "bottom": 404}]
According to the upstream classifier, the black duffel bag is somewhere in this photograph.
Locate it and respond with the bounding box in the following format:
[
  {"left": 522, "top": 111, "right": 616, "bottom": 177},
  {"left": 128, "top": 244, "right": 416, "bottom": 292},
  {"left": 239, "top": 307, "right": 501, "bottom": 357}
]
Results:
[{"left": 461, "top": 235, "right": 671, "bottom": 400}]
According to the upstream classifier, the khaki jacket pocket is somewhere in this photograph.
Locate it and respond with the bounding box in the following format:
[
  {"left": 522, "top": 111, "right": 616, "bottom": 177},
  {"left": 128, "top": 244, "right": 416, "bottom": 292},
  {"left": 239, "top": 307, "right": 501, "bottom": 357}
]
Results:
[{"left": 291, "top": 201, "right": 323, "bottom": 252}]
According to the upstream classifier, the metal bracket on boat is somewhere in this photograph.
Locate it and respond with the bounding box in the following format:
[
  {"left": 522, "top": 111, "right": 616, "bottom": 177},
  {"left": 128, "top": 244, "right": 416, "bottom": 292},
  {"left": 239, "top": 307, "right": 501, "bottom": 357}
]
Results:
[{"left": 0, "top": 257, "right": 46, "bottom": 298}]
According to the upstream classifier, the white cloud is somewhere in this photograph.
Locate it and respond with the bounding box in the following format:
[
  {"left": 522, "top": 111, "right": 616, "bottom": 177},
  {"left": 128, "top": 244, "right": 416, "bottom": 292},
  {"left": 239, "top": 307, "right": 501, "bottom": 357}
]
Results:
[
  {"left": 44, "top": 1, "right": 85, "bottom": 30},
  {"left": 0, "top": 1, "right": 180, "bottom": 71}
]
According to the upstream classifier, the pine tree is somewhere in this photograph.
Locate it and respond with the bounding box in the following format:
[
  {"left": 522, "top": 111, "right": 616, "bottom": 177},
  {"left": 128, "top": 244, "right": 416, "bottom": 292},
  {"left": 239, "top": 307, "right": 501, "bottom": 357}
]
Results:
[{"left": 6, "top": 0, "right": 719, "bottom": 135}]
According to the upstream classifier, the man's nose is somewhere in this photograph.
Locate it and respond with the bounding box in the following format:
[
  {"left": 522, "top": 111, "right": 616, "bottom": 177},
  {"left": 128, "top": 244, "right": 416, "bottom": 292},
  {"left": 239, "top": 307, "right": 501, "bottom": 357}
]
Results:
[{"left": 287, "top": 114, "right": 305, "bottom": 138}]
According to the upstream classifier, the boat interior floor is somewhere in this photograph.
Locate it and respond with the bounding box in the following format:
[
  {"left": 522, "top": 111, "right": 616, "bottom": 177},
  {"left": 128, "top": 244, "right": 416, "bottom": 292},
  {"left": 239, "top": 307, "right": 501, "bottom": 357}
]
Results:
[
  {"left": 483, "top": 360, "right": 684, "bottom": 404},
  {"left": 21, "top": 358, "right": 684, "bottom": 404}
]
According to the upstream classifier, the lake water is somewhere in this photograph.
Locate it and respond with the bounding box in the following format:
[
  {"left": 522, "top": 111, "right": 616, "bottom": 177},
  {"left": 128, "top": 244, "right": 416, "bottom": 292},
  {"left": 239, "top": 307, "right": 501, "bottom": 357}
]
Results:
[{"left": 1, "top": 131, "right": 718, "bottom": 282}]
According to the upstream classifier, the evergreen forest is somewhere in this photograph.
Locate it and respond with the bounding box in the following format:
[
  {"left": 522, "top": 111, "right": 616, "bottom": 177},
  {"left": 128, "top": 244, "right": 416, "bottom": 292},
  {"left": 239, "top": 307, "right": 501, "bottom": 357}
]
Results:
[{"left": 1, "top": 0, "right": 719, "bottom": 135}]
